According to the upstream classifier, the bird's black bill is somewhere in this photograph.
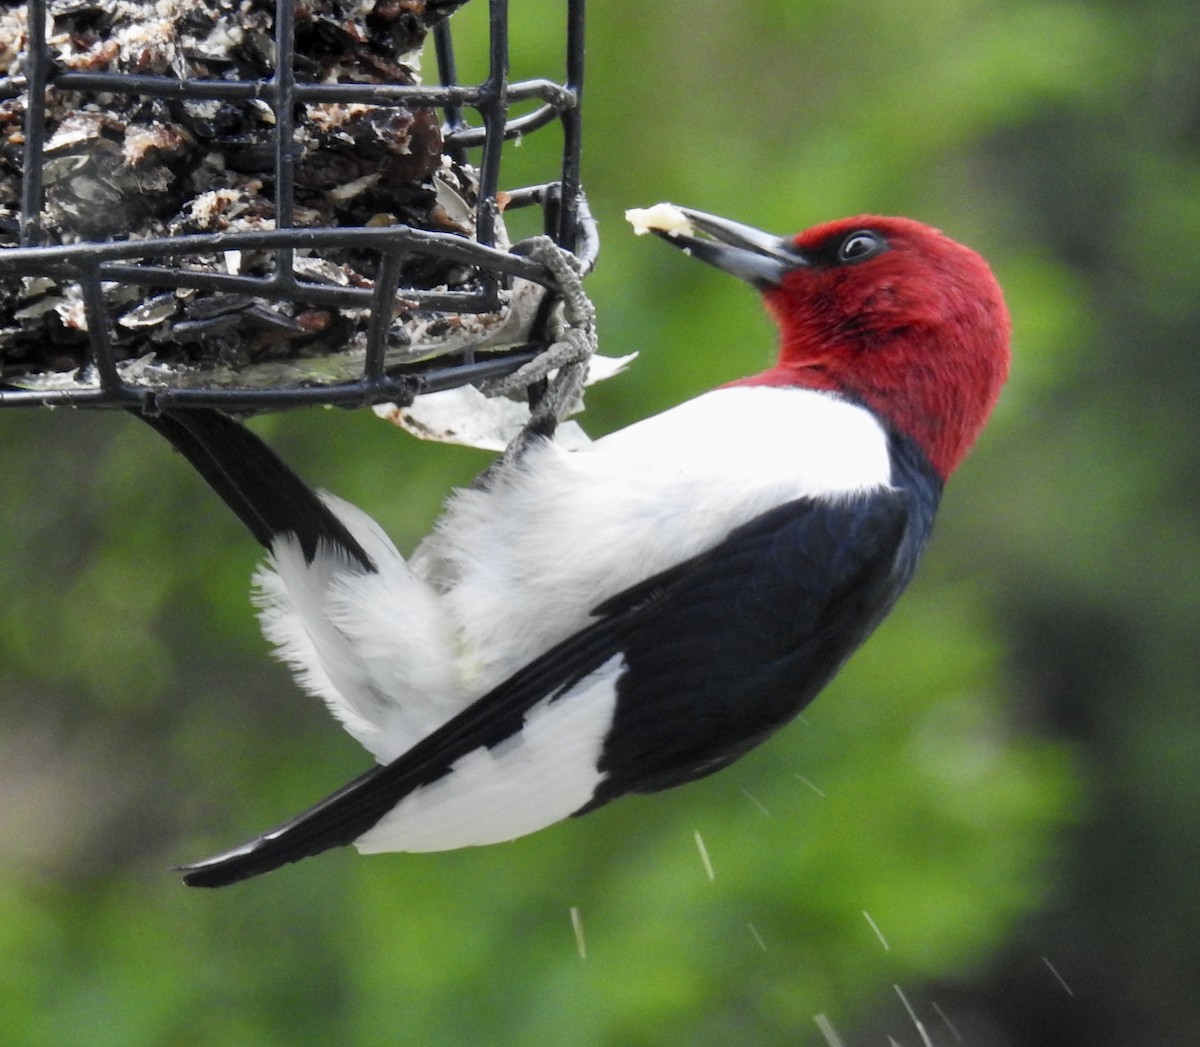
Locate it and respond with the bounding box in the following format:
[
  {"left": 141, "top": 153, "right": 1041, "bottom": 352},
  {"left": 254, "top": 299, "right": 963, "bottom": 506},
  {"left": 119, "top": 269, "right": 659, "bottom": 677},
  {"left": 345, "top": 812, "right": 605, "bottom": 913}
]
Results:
[{"left": 652, "top": 208, "right": 807, "bottom": 289}]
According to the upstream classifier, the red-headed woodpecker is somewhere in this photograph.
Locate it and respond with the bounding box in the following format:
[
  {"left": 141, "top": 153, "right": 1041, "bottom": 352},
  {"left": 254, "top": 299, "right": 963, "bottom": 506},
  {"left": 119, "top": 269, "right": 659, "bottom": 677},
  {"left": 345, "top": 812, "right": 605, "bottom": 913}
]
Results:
[{"left": 142, "top": 206, "right": 1010, "bottom": 887}]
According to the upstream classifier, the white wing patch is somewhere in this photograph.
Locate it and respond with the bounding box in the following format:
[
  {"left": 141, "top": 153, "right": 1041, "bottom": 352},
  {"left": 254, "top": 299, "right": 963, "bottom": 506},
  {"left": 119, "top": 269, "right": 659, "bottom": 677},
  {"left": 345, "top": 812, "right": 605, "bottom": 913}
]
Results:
[{"left": 354, "top": 656, "right": 624, "bottom": 853}]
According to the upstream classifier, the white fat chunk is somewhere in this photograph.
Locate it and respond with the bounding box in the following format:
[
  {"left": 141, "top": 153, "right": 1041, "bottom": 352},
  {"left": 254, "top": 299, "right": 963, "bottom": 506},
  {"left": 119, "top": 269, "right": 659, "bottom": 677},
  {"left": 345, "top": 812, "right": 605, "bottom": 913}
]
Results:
[{"left": 625, "top": 203, "right": 694, "bottom": 237}]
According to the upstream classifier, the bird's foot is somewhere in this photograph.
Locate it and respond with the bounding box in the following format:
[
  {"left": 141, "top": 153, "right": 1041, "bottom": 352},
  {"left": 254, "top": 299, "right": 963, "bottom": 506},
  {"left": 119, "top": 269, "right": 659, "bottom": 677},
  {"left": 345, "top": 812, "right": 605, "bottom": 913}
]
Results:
[{"left": 480, "top": 235, "right": 598, "bottom": 439}]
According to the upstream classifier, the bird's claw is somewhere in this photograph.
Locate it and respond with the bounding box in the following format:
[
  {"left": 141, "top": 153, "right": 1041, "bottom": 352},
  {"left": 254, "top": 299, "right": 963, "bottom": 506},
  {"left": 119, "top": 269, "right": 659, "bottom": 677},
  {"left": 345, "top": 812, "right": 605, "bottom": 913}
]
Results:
[{"left": 480, "top": 235, "right": 598, "bottom": 440}]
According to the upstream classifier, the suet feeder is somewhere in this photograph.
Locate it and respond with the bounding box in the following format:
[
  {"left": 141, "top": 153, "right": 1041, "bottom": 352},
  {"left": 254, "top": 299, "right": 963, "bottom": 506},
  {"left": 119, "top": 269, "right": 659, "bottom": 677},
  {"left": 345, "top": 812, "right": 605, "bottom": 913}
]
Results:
[{"left": 0, "top": 0, "right": 593, "bottom": 413}]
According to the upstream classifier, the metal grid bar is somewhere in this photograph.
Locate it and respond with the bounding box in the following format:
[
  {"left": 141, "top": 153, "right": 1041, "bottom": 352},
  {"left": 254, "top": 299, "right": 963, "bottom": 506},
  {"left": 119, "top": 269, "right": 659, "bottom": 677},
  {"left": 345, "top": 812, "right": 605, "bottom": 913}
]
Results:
[
  {"left": 0, "top": 0, "right": 591, "bottom": 412},
  {"left": 272, "top": 0, "right": 299, "bottom": 285},
  {"left": 16, "top": 0, "right": 47, "bottom": 247}
]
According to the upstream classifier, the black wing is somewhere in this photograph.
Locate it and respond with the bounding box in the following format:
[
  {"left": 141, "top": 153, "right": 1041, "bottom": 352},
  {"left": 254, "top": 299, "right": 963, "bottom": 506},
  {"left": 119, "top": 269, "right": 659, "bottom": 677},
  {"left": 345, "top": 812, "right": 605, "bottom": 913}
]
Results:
[
  {"left": 179, "top": 484, "right": 934, "bottom": 887},
  {"left": 586, "top": 485, "right": 928, "bottom": 806},
  {"left": 586, "top": 425, "right": 942, "bottom": 802},
  {"left": 136, "top": 407, "right": 374, "bottom": 570}
]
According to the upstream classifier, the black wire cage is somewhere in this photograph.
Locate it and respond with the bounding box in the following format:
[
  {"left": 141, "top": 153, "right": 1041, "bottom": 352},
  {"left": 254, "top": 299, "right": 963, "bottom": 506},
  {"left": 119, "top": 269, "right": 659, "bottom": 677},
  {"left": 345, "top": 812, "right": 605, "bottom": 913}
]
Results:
[{"left": 0, "top": 0, "right": 592, "bottom": 412}]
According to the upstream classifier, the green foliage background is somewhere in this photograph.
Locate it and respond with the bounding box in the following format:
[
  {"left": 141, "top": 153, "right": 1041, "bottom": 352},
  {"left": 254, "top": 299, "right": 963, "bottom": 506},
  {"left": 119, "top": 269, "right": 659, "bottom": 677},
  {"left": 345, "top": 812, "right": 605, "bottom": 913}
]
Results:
[{"left": 1, "top": 0, "right": 1197, "bottom": 1043}]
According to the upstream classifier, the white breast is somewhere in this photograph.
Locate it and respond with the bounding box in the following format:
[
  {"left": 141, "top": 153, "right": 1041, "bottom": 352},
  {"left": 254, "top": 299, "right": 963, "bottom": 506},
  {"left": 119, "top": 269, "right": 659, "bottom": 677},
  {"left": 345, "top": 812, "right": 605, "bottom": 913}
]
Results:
[{"left": 415, "top": 385, "right": 892, "bottom": 692}]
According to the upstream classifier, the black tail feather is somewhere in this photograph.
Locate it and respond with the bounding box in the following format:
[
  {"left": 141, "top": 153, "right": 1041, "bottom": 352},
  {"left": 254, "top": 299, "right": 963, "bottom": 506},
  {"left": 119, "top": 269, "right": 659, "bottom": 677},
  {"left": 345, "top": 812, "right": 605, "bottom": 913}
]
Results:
[
  {"left": 177, "top": 759, "right": 391, "bottom": 887},
  {"left": 136, "top": 407, "right": 375, "bottom": 571}
]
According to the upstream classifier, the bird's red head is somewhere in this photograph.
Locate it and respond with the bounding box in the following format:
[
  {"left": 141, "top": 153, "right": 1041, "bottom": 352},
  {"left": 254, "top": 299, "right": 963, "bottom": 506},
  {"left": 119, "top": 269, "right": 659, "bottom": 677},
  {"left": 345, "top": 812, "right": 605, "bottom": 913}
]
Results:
[{"left": 651, "top": 210, "right": 1011, "bottom": 480}]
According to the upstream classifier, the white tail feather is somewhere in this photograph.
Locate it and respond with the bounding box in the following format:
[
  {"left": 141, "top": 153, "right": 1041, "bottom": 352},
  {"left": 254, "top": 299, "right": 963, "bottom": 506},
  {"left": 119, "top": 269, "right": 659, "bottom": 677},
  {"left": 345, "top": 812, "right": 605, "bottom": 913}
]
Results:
[{"left": 253, "top": 492, "right": 466, "bottom": 763}]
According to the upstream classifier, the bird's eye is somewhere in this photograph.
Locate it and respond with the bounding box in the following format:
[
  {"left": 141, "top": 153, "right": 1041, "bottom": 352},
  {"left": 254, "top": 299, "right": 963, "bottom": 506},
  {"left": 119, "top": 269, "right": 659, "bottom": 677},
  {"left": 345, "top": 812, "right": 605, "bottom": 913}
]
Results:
[{"left": 837, "top": 231, "right": 886, "bottom": 264}]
